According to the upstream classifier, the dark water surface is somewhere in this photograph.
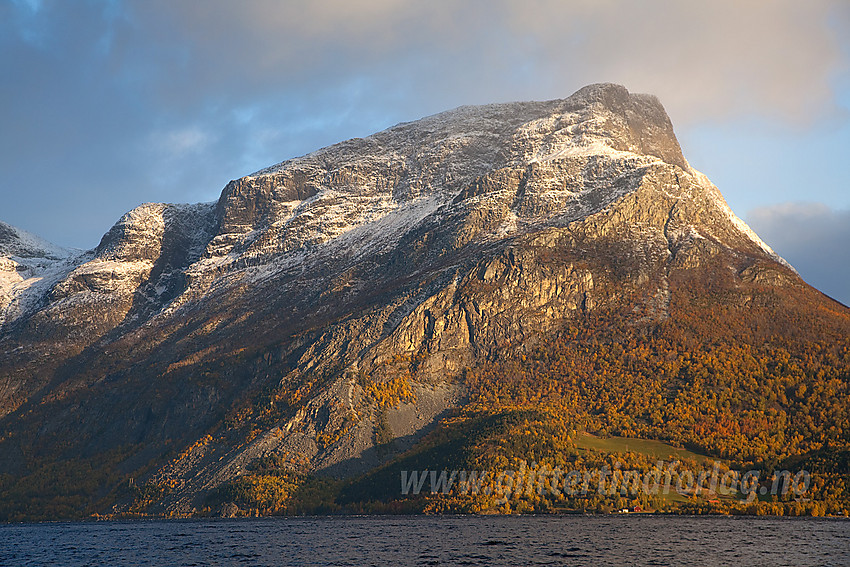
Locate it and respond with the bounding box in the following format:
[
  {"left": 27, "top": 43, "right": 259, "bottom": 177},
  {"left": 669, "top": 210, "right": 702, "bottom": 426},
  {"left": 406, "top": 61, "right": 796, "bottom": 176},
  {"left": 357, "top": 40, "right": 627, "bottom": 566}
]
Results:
[{"left": 1, "top": 515, "right": 848, "bottom": 566}]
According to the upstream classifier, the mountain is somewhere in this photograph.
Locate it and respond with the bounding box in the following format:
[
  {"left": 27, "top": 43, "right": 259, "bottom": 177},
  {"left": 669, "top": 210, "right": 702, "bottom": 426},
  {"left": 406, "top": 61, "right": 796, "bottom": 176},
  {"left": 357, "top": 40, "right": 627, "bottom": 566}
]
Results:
[
  {"left": 0, "top": 221, "right": 77, "bottom": 327},
  {"left": 1, "top": 84, "right": 848, "bottom": 520}
]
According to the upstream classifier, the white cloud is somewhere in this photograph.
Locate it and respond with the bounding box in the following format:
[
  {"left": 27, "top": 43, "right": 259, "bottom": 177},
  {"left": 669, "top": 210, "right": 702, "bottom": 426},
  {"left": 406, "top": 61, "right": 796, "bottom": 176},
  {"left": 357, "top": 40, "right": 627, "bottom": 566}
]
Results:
[
  {"left": 126, "top": 0, "right": 850, "bottom": 126},
  {"left": 4, "top": 0, "right": 850, "bottom": 250},
  {"left": 153, "top": 126, "right": 213, "bottom": 156}
]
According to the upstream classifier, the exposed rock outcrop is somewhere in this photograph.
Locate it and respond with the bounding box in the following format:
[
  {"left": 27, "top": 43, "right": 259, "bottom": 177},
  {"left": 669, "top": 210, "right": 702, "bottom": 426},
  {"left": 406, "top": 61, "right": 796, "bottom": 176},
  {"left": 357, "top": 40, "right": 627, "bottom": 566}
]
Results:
[{"left": 0, "top": 84, "right": 810, "bottom": 516}]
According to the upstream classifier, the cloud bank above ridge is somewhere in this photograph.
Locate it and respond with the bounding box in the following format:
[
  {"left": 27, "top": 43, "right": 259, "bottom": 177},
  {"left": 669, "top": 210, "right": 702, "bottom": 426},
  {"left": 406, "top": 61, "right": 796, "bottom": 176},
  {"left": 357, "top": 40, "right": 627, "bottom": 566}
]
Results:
[
  {"left": 748, "top": 203, "right": 850, "bottom": 306},
  {"left": 2, "top": 0, "right": 849, "bottom": 255}
]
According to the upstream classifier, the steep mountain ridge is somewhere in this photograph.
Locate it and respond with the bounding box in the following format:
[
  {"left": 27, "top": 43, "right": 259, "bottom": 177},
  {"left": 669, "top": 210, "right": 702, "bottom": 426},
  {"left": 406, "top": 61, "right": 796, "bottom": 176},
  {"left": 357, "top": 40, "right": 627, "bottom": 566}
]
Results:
[
  {"left": 0, "top": 84, "right": 844, "bottom": 520},
  {"left": 0, "top": 221, "right": 79, "bottom": 334}
]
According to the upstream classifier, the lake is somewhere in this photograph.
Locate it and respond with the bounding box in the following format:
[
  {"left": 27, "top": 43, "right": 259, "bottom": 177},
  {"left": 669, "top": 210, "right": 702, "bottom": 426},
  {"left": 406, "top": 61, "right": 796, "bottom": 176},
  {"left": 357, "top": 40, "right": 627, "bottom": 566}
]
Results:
[{"left": 1, "top": 515, "right": 848, "bottom": 566}]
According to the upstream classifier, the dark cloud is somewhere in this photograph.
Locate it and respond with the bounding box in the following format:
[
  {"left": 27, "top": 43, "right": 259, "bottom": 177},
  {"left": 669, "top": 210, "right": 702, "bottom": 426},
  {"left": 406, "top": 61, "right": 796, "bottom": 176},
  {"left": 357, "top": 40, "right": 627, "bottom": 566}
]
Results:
[
  {"left": 748, "top": 203, "right": 850, "bottom": 306},
  {"left": 1, "top": 0, "right": 849, "bottom": 249}
]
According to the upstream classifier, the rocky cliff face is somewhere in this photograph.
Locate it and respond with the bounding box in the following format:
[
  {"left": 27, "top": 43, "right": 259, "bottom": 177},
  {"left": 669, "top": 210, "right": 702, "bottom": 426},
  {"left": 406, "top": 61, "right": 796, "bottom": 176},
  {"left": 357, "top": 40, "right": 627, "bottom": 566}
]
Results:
[{"left": 0, "top": 84, "right": 816, "bottom": 517}]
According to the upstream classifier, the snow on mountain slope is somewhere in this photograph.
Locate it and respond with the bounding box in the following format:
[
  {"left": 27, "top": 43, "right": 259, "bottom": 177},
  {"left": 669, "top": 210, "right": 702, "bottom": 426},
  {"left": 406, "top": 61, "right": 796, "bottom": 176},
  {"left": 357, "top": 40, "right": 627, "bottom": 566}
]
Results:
[
  {"left": 0, "top": 221, "right": 83, "bottom": 328},
  {"left": 690, "top": 170, "right": 794, "bottom": 270},
  {"left": 0, "top": 220, "right": 73, "bottom": 260},
  {"left": 186, "top": 84, "right": 717, "bottom": 283},
  {"left": 0, "top": 84, "right": 824, "bottom": 520},
  {"left": 0, "top": 202, "right": 216, "bottom": 340},
  {"left": 1, "top": 83, "right": 790, "bottom": 339}
]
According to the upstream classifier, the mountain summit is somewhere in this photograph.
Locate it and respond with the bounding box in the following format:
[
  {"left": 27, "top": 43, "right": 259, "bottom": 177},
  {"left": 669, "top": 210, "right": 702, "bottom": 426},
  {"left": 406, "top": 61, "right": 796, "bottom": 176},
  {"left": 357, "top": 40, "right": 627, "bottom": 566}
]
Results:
[{"left": 1, "top": 84, "right": 847, "bottom": 520}]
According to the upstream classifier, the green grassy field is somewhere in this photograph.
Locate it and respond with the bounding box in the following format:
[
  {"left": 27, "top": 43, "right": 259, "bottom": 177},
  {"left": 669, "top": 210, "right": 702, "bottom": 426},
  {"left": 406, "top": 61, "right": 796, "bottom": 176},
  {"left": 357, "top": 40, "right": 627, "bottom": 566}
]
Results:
[{"left": 575, "top": 432, "right": 716, "bottom": 465}]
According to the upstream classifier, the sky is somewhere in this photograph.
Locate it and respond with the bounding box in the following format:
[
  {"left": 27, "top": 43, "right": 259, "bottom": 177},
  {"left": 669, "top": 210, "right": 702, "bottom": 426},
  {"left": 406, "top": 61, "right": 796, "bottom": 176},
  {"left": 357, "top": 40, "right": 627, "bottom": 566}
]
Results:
[{"left": 2, "top": 0, "right": 849, "bottom": 304}]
